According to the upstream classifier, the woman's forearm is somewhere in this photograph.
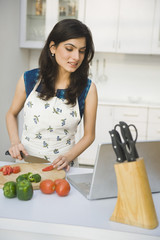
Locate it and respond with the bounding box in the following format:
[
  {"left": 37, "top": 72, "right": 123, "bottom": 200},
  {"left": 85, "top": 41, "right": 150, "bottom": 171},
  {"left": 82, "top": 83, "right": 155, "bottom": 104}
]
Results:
[
  {"left": 6, "top": 112, "right": 20, "bottom": 145},
  {"left": 65, "top": 133, "right": 95, "bottom": 162}
]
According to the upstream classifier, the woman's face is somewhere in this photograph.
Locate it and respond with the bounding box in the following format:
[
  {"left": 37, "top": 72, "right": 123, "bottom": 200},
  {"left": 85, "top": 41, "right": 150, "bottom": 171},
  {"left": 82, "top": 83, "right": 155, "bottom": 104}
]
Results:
[{"left": 50, "top": 37, "right": 86, "bottom": 74}]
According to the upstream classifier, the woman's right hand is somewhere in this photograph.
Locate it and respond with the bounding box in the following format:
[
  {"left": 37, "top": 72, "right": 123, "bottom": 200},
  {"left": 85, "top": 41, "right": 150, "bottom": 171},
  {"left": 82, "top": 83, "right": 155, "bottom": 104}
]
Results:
[{"left": 9, "top": 142, "right": 28, "bottom": 160}]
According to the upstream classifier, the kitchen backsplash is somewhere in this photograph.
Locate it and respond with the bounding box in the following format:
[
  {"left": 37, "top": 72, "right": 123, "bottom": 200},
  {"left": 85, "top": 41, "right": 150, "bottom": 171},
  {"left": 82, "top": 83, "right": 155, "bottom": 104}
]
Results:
[{"left": 28, "top": 50, "right": 160, "bottom": 105}]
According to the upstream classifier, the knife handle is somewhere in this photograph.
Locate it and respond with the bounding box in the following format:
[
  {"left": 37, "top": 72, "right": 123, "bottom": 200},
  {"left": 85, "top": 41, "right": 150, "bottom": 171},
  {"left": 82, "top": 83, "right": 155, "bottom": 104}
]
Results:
[
  {"left": 109, "top": 130, "right": 126, "bottom": 163},
  {"left": 5, "top": 150, "right": 10, "bottom": 156},
  {"left": 5, "top": 150, "right": 24, "bottom": 158}
]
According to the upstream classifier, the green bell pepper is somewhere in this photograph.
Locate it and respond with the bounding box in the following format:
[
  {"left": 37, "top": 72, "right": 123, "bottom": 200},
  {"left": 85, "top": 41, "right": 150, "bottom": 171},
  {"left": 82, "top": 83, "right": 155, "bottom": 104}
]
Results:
[
  {"left": 28, "top": 173, "right": 41, "bottom": 183},
  {"left": 16, "top": 179, "right": 33, "bottom": 201},
  {"left": 16, "top": 172, "right": 41, "bottom": 183},
  {"left": 16, "top": 173, "right": 30, "bottom": 182},
  {"left": 3, "top": 181, "right": 17, "bottom": 198}
]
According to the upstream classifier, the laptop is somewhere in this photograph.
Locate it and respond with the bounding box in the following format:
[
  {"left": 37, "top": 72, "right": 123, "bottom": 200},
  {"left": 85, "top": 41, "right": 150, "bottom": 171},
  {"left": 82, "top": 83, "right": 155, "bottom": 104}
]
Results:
[{"left": 67, "top": 141, "right": 160, "bottom": 200}]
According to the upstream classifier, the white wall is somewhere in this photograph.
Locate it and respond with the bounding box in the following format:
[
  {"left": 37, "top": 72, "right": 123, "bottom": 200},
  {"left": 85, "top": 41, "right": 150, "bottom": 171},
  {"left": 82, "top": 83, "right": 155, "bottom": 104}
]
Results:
[
  {"left": 0, "top": 0, "right": 29, "bottom": 161},
  {"left": 92, "top": 53, "right": 160, "bottom": 104}
]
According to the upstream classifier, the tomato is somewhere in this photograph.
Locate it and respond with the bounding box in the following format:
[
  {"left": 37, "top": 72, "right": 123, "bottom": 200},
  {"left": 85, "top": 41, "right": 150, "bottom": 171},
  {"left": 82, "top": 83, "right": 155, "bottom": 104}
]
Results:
[
  {"left": 12, "top": 166, "right": 21, "bottom": 174},
  {"left": 55, "top": 179, "right": 70, "bottom": 197},
  {"left": 42, "top": 165, "right": 54, "bottom": 171},
  {"left": 0, "top": 165, "right": 20, "bottom": 175},
  {"left": 40, "top": 179, "right": 55, "bottom": 194},
  {"left": 3, "top": 166, "right": 13, "bottom": 175},
  {"left": 0, "top": 167, "right": 3, "bottom": 172},
  {"left": 53, "top": 179, "right": 64, "bottom": 187}
]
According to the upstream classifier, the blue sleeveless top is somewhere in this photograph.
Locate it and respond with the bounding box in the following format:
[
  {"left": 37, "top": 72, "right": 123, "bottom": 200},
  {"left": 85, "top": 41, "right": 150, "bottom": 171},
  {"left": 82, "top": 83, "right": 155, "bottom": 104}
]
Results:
[{"left": 24, "top": 68, "right": 91, "bottom": 119}]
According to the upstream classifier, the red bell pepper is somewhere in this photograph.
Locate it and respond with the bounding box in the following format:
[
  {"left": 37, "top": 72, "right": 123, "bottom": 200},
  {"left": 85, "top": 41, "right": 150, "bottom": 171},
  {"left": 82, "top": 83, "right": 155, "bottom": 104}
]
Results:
[{"left": 42, "top": 165, "right": 54, "bottom": 171}]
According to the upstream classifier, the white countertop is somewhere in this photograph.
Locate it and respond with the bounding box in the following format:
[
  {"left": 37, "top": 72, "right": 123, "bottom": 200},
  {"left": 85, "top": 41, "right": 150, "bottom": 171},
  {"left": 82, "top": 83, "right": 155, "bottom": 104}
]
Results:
[{"left": 0, "top": 162, "right": 160, "bottom": 240}]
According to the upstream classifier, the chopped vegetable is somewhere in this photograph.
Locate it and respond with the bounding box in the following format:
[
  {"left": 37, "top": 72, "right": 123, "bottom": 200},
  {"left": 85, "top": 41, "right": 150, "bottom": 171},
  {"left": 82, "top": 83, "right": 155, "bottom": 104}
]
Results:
[
  {"left": 42, "top": 165, "right": 54, "bottom": 171},
  {"left": 16, "top": 173, "right": 29, "bottom": 182},
  {"left": 28, "top": 173, "right": 41, "bottom": 183},
  {"left": 12, "top": 166, "right": 21, "bottom": 174},
  {"left": 16, "top": 172, "right": 41, "bottom": 183},
  {"left": 0, "top": 165, "right": 21, "bottom": 175},
  {"left": 3, "top": 181, "right": 17, "bottom": 198},
  {"left": 3, "top": 165, "right": 13, "bottom": 175},
  {"left": 16, "top": 179, "right": 33, "bottom": 201}
]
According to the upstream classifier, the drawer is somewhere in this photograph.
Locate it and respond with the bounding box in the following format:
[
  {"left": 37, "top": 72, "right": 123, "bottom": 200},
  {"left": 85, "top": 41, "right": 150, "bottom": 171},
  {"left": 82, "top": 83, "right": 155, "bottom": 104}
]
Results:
[
  {"left": 147, "top": 123, "right": 160, "bottom": 140},
  {"left": 148, "top": 108, "right": 160, "bottom": 123},
  {"left": 114, "top": 106, "right": 148, "bottom": 122}
]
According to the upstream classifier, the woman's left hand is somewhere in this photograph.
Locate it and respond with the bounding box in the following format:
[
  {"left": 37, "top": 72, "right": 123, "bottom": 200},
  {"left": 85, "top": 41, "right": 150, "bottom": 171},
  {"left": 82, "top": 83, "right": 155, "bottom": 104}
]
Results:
[{"left": 52, "top": 155, "right": 70, "bottom": 171}]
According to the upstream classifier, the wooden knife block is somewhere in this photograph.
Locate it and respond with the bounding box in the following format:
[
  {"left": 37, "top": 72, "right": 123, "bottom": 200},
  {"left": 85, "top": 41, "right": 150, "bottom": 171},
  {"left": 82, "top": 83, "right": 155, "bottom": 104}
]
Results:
[{"left": 110, "top": 158, "right": 158, "bottom": 229}]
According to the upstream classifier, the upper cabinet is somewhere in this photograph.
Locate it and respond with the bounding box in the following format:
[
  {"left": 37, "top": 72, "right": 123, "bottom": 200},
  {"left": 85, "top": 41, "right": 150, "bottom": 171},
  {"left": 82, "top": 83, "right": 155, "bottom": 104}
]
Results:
[
  {"left": 20, "top": 0, "right": 46, "bottom": 48},
  {"left": 152, "top": 0, "right": 160, "bottom": 54},
  {"left": 20, "top": 0, "right": 85, "bottom": 48},
  {"left": 85, "top": 0, "right": 155, "bottom": 54},
  {"left": 20, "top": 0, "right": 160, "bottom": 55},
  {"left": 84, "top": 0, "right": 119, "bottom": 52},
  {"left": 117, "top": 0, "right": 155, "bottom": 54}
]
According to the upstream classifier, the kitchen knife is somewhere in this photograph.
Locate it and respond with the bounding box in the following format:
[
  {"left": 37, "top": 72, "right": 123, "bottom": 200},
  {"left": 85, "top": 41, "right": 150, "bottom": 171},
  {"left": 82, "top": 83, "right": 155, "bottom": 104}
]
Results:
[
  {"left": 5, "top": 150, "right": 50, "bottom": 163},
  {"left": 109, "top": 129, "right": 126, "bottom": 163}
]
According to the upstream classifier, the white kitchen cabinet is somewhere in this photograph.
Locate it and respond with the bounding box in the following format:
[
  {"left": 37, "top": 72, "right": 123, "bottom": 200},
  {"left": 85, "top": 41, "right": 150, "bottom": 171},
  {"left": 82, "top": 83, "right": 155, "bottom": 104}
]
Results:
[
  {"left": 113, "top": 106, "right": 148, "bottom": 140},
  {"left": 20, "top": 0, "right": 85, "bottom": 48},
  {"left": 147, "top": 107, "right": 160, "bottom": 140},
  {"left": 45, "top": 0, "right": 85, "bottom": 39},
  {"left": 78, "top": 104, "right": 114, "bottom": 165},
  {"left": 78, "top": 103, "right": 148, "bottom": 166},
  {"left": 117, "top": 0, "right": 155, "bottom": 54},
  {"left": 85, "top": 0, "right": 155, "bottom": 54},
  {"left": 78, "top": 103, "right": 160, "bottom": 166},
  {"left": 20, "top": 0, "right": 46, "bottom": 48},
  {"left": 152, "top": 0, "right": 160, "bottom": 54},
  {"left": 84, "top": 0, "right": 119, "bottom": 52}
]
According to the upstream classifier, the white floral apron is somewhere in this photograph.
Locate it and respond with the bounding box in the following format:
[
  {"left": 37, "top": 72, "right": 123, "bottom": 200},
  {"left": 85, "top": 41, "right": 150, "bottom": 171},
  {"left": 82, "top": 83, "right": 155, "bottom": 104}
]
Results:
[{"left": 21, "top": 81, "right": 80, "bottom": 166}]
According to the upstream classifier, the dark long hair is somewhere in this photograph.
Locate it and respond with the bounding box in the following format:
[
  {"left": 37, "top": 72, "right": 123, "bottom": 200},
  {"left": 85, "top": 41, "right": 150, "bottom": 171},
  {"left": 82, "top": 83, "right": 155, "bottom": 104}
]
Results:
[{"left": 38, "top": 19, "right": 94, "bottom": 105}]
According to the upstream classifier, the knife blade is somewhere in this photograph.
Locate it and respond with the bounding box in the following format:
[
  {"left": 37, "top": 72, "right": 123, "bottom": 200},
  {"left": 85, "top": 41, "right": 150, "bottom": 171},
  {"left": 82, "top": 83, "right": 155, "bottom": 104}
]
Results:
[
  {"left": 5, "top": 150, "right": 50, "bottom": 163},
  {"left": 22, "top": 155, "right": 50, "bottom": 163}
]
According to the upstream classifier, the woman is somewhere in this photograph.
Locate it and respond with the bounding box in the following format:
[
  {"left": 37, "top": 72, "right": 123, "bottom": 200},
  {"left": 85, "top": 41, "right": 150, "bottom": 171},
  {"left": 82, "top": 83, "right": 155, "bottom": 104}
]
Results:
[{"left": 6, "top": 19, "right": 98, "bottom": 171}]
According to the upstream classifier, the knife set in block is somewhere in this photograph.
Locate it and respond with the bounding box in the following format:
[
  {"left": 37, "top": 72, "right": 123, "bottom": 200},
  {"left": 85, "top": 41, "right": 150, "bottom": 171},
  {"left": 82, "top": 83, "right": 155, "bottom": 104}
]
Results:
[{"left": 110, "top": 158, "right": 158, "bottom": 229}]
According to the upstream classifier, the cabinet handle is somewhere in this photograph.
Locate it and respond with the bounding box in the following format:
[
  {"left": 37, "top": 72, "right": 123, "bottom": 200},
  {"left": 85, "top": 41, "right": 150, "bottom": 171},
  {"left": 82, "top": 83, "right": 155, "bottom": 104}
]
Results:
[
  {"left": 123, "top": 113, "right": 139, "bottom": 117},
  {"left": 118, "top": 41, "right": 121, "bottom": 49},
  {"left": 113, "top": 41, "right": 115, "bottom": 49}
]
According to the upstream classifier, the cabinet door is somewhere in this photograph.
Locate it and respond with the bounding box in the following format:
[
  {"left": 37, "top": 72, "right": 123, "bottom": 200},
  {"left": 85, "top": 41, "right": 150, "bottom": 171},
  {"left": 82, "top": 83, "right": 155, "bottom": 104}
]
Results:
[
  {"left": 152, "top": 0, "right": 160, "bottom": 54},
  {"left": 117, "top": 0, "right": 155, "bottom": 54},
  {"left": 45, "top": 0, "right": 86, "bottom": 40},
  {"left": 85, "top": 0, "right": 119, "bottom": 52},
  {"left": 45, "top": 0, "right": 58, "bottom": 38},
  {"left": 20, "top": 0, "right": 46, "bottom": 48},
  {"left": 147, "top": 108, "right": 160, "bottom": 140},
  {"left": 20, "top": 0, "right": 85, "bottom": 49},
  {"left": 78, "top": 105, "right": 114, "bottom": 165}
]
